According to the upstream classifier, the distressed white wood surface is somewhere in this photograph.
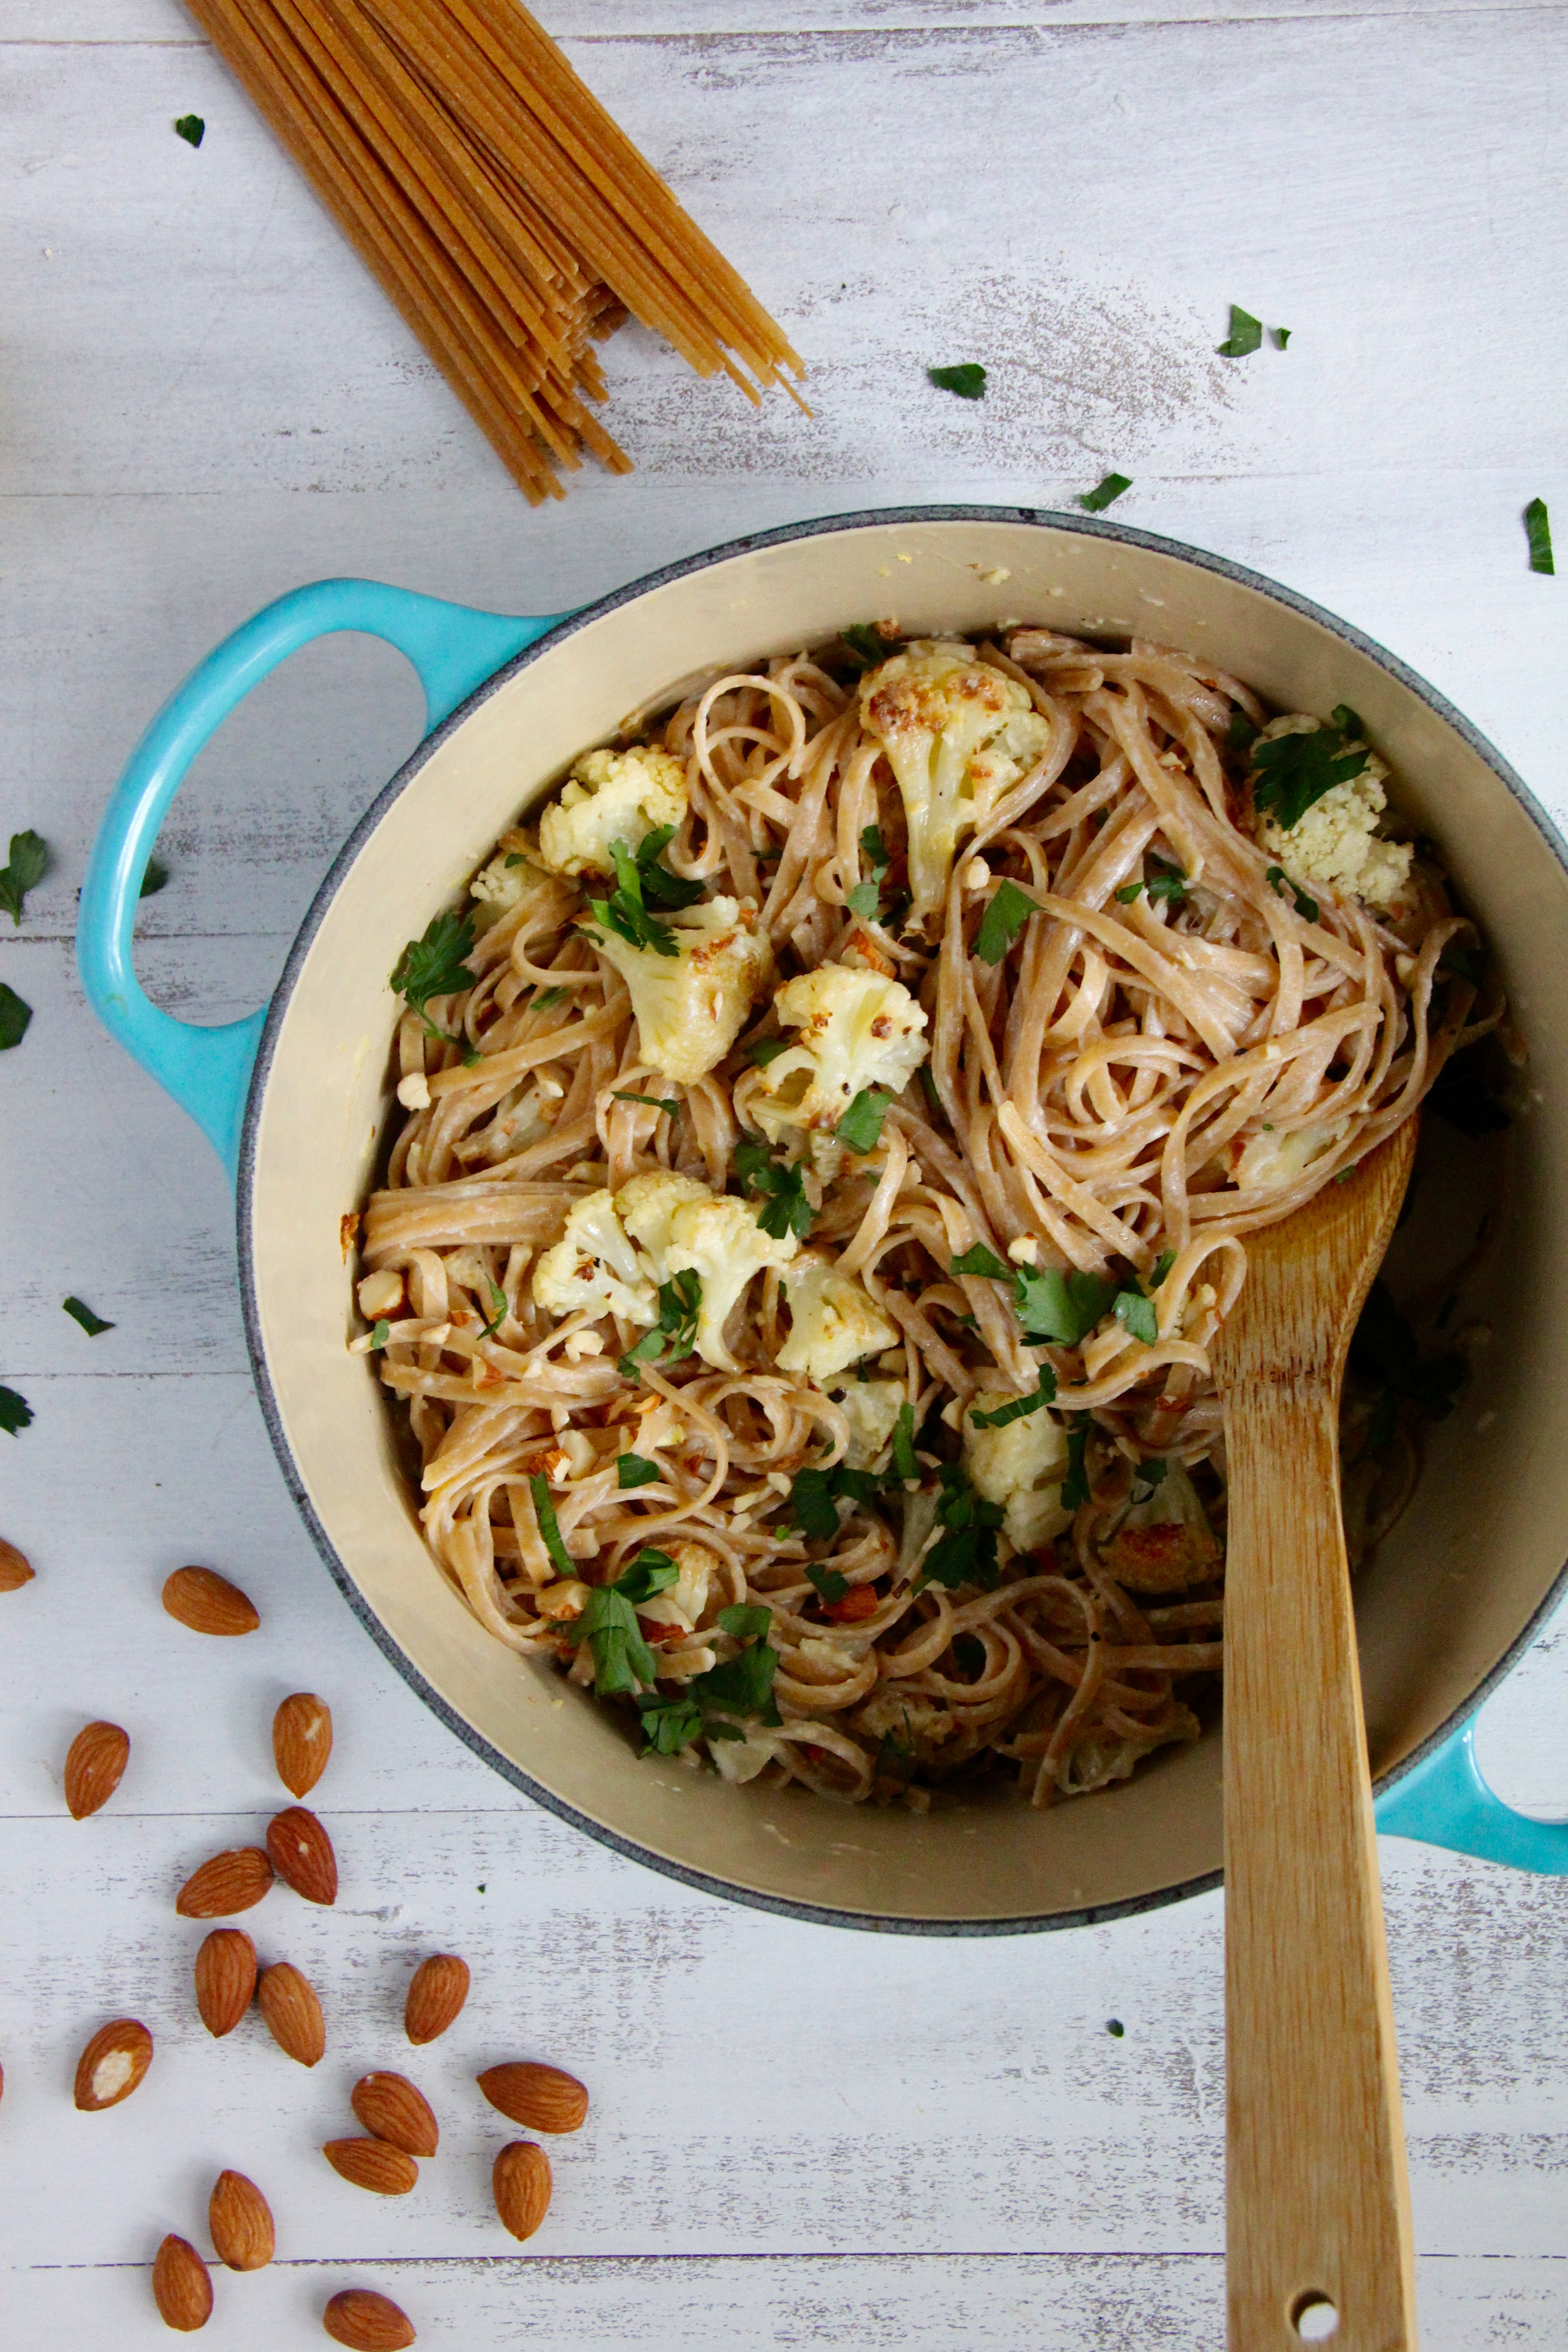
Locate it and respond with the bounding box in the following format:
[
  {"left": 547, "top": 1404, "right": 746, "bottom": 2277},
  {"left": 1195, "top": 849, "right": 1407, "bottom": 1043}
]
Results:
[{"left": 3, "top": 1, "right": 1567, "bottom": 2344}]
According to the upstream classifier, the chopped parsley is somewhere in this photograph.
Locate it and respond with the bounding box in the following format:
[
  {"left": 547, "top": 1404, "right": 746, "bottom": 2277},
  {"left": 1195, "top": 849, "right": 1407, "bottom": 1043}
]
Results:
[
  {"left": 1351, "top": 1280, "right": 1465, "bottom": 1450},
  {"left": 846, "top": 824, "right": 890, "bottom": 920},
  {"left": 617, "top": 1270, "right": 701, "bottom": 1379},
  {"left": 918, "top": 1462, "right": 1004, "bottom": 1592},
  {"left": 0, "top": 983, "right": 33, "bottom": 1052},
  {"left": 973, "top": 878, "right": 1039, "bottom": 965},
  {"left": 841, "top": 623, "right": 894, "bottom": 667},
  {"left": 617, "top": 1450, "right": 663, "bottom": 1490},
  {"left": 566, "top": 1548, "right": 681, "bottom": 1696},
  {"left": 874, "top": 1723, "right": 918, "bottom": 1791},
  {"left": 1442, "top": 944, "right": 1484, "bottom": 986},
  {"left": 969, "top": 1362, "right": 1058, "bottom": 1431},
  {"left": 685, "top": 1617, "right": 780, "bottom": 1723},
  {"left": 787, "top": 1459, "right": 892, "bottom": 1538},
  {"left": 917, "top": 1064, "right": 943, "bottom": 1116},
  {"left": 533, "top": 985, "right": 568, "bottom": 1011},
  {"left": 1015, "top": 1265, "right": 1118, "bottom": 1345},
  {"left": 1107, "top": 2018, "right": 1125, "bottom": 2038},
  {"left": 1130, "top": 1457, "right": 1166, "bottom": 1505},
  {"left": 1273, "top": 327, "right": 1291, "bottom": 350},
  {"left": 1525, "top": 497, "right": 1554, "bottom": 577},
  {"left": 745, "top": 1035, "right": 789, "bottom": 1067},
  {"left": 529, "top": 1474, "right": 576, "bottom": 1576},
  {"left": 1061, "top": 1416, "right": 1092, "bottom": 1510},
  {"left": 1151, "top": 1248, "right": 1176, "bottom": 1287},
  {"left": 1218, "top": 304, "right": 1263, "bottom": 358},
  {"left": 928, "top": 363, "right": 987, "bottom": 400},
  {"left": 62, "top": 1297, "right": 113, "bottom": 1338},
  {"left": 0, "top": 829, "right": 47, "bottom": 926},
  {"left": 141, "top": 858, "right": 170, "bottom": 898},
  {"left": 0, "top": 1384, "right": 34, "bottom": 1436},
  {"left": 1114, "top": 857, "right": 1186, "bottom": 909},
  {"left": 627, "top": 826, "right": 707, "bottom": 911},
  {"left": 390, "top": 910, "right": 475, "bottom": 1035},
  {"left": 478, "top": 1276, "right": 508, "bottom": 1339},
  {"left": 612, "top": 1089, "right": 681, "bottom": 1117},
  {"left": 1266, "top": 864, "right": 1319, "bottom": 925},
  {"left": 951, "top": 1242, "right": 1010, "bottom": 1282},
  {"left": 1227, "top": 710, "right": 1259, "bottom": 756},
  {"left": 584, "top": 830, "right": 705, "bottom": 960},
  {"left": 173, "top": 114, "right": 205, "bottom": 148},
  {"left": 1079, "top": 473, "right": 1131, "bottom": 514},
  {"left": 637, "top": 1693, "right": 708, "bottom": 1755},
  {"left": 891, "top": 1400, "right": 919, "bottom": 1481},
  {"left": 735, "top": 1136, "right": 814, "bottom": 1241},
  {"left": 806, "top": 1563, "right": 850, "bottom": 1604},
  {"left": 836, "top": 1088, "right": 892, "bottom": 1154},
  {"left": 1113, "top": 1288, "right": 1158, "bottom": 1345},
  {"left": 370, "top": 1319, "right": 391, "bottom": 1349},
  {"left": 1250, "top": 713, "right": 1371, "bottom": 833}
]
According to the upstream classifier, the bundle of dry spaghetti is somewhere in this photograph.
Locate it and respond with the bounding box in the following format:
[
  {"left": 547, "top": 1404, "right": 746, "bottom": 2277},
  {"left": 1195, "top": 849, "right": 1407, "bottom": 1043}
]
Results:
[{"left": 184, "top": 0, "right": 804, "bottom": 501}]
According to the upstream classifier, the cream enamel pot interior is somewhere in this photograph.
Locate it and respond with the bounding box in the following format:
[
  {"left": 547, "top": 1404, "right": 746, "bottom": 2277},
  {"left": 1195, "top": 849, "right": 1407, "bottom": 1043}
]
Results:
[{"left": 78, "top": 506, "right": 1568, "bottom": 1931}]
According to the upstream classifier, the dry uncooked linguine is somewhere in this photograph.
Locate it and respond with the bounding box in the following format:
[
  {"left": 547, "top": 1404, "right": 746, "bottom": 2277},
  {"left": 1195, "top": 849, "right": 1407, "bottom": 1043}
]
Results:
[{"left": 351, "top": 626, "right": 1498, "bottom": 1807}]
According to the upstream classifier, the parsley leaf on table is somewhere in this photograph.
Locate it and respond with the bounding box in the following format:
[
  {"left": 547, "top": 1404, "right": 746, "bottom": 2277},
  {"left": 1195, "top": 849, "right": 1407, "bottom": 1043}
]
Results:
[
  {"left": 0, "top": 830, "right": 47, "bottom": 926},
  {"left": 62, "top": 1297, "right": 114, "bottom": 1337},
  {"left": 735, "top": 1136, "right": 815, "bottom": 1242},
  {"left": 140, "top": 858, "right": 169, "bottom": 898},
  {"left": 173, "top": 114, "right": 205, "bottom": 147},
  {"left": 928, "top": 363, "right": 986, "bottom": 400},
  {"left": 1218, "top": 304, "right": 1263, "bottom": 357},
  {"left": 1525, "top": 497, "right": 1554, "bottom": 577},
  {"left": 0, "top": 983, "right": 32, "bottom": 1051},
  {"left": 0, "top": 1383, "right": 33, "bottom": 1436},
  {"left": 1079, "top": 473, "right": 1131, "bottom": 514}
]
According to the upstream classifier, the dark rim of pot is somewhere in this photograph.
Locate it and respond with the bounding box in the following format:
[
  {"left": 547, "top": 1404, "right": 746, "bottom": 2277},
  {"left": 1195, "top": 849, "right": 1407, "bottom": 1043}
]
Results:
[{"left": 236, "top": 501, "right": 1568, "bottom": 1936}]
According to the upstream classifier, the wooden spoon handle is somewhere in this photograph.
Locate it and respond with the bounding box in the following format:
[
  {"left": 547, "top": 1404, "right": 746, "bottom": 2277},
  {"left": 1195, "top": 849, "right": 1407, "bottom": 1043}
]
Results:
[{"left": 1223, "top": 1376, "right": 1417, "bottom": 2351}]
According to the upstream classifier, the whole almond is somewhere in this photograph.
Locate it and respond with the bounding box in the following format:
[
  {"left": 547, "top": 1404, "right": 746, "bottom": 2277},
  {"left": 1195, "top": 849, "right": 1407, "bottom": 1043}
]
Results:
[
  {"left": 152, "top": 2233, "right": 213, "bottom": 2331},
  {"left": 351, "top": 2072, "right": 438, "bottom": 2158},
  {"left": 476, "top": 2061, "right": 588, "bottom": 2134},
  {"left": 208, "top": 2169, "right": 274, "bottom": 2271},
  {"left": 176, "top": 1846, "right": 274, "bottom": 1919},
  {"left": 0, "top": 1536, "right": 34, "bottom": 1592},
  {"left": 273, "top": 1692, "right": 333, "bottom": 1797},
  {"left": 74, "top": 2017, "right": 153, "bottom": 2111},
  {"left": 194, "top": 1928, "right": 258, "bottom": 2037},
  {"left": 323, "top": 2287, "right": 416, "bottom": 2348},
  {"left": 162, "top": 1564, "right": 260, "bottom": 1636},
  {"left": 266, "top": 1805, "right": 338, "bottom": 1905},
  {"left": 322, "top": 2137, "right": 418, "bottom": 2196},
  {"left": 257, "top": 1961, "right": 325, "bottom": 2066},
  {"left": 404, "top": 1953, "right": 468, "bottom": 2046},
  {"left": 492, "top": 2141, "right": 551, "bottom": 2242},
  {"left": 64, "top": 1720, "right": 130, "bottom": 1819}
]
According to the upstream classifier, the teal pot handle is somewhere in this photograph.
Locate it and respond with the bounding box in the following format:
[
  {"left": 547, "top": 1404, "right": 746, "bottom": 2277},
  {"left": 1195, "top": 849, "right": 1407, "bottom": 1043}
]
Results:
[
  {"left": 1376, "top": 1719, "right": 1568, "bottom": 1872},
  {"left": 77, "top": 578, "right": 559, "bottom": 1179}
]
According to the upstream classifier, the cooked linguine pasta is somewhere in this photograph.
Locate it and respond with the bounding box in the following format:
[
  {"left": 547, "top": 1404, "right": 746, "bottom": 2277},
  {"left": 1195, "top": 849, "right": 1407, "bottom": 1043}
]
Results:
[{"left": 352, "top": 626, "right": 1497, "bottom": 1807}]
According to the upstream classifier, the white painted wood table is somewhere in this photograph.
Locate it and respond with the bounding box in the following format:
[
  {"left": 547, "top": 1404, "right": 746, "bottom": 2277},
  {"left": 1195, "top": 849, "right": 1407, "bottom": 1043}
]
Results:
[{"left": 3, "top": 1, "right": 1567, "bottom": 2343}]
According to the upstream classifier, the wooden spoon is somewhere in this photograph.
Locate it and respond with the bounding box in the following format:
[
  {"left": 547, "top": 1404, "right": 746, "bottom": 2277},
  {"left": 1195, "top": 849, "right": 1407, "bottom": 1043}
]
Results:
[{"left": 1211, "top": 1119, "right": 1420, "bottom": 2352}]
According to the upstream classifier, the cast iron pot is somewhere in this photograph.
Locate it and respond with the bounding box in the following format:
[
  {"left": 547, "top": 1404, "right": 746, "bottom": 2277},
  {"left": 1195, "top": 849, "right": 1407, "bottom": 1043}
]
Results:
[{"left": 78, "top": 507, "right": 1568, "bottom": 1931}]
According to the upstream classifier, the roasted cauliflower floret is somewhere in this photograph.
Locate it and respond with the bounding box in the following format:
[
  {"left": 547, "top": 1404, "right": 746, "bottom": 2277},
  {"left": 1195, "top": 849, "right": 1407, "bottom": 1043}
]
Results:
[
  {"left": 1104, "top": 1458, "right": 1220, "bottom": 1593},
  {"left": 595, "top": 897, "right": 773, "bottom": 1085},
  {"left": 828, "top": 1378, "right": 908, "bottom": 1469},
  {"left": 531, "top": 1190, "right": 658, "bottom": 1327},
  {"left": 775, "top": 1253, "right": 901, "bottom": 1382},
  {"left": 1253, "top": 716, "right": 1414, "bottom": 911},
  {"left": 962, "top": 1391, "right": 1072, "bottom": 1553},
  {"left": 470, "top": 852, "right": 531, "bottom": 931},
  {"left": 617, "top": 1172, "right": 799, "bottom": 1372},
  {"left": 860, "top": 642, "right": 1053, "bottom": 921},
  {"left": 538, "top": 745, "right": 687, "bottom": 880},
  {"left": 752, "top": 962, "right": 928, "bottom": 1145}
]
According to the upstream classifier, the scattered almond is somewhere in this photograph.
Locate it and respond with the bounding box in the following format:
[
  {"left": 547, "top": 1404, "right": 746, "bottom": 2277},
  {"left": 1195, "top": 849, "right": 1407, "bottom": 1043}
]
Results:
[
  {"left": 404, "top": 1952, "right": 469, "bottom": 2046},
  {"left": 272, "top": 1692, "right": 333, "bottom": 1797},
  {"left": 194, "top": 1928, "right": 258, "bottom": 2037},
  {"left": 64, "top": 1720, "right": 130, "bottom": 1819},
  {"left": 323, "top": 2287, "right": 416, "bottom": 2348},
  {"left": 322, "top": 2137, "right": 418, "bottom": 2196},
  {"left": 0, "top": 1537, "right": 34, "bottom": 1592},
  {"left": 266, "top": 1805, "right": 338, "bottom": 1905},
  {"left": 208, "top": 2169, "right": 274, "bottom": 2271},
  {"left": 74, "top": 2017, "right": 153, "bottom": 2111},
  {"left": 492, "top": 2140, "right": 551, "bottom": 2241},
  {"left": 176, "top": 1846, "right": 274, "bottom": 1919},
  {"left": 162, "top": 1565, "right": 260, "bottom": 1636},
  {"left": 476, "top": 2060, "right": 588, "bottom": 2134},
  {"left": 257, "top": 1961, "right": 326, "bottom": 2066},
  {"left": 152, "top": 2233, "right": 213, "bottom": 2331},
  {"left": 351, "top": 2072, "right": 438, "bottom": 2158}
]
